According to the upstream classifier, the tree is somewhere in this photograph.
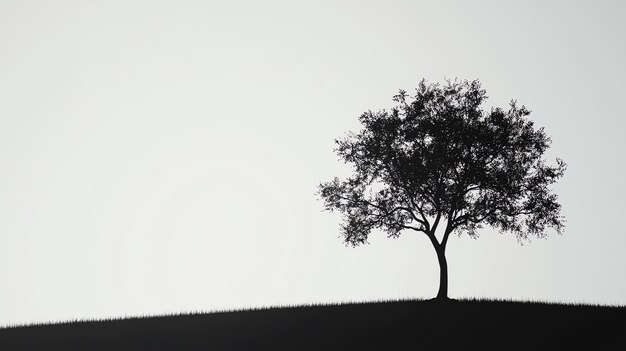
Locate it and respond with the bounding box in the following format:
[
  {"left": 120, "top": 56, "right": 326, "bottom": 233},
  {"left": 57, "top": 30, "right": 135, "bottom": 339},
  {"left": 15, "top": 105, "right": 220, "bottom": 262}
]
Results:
[{"left": 317, "top": 79, "right": 566, "bottom": 300}]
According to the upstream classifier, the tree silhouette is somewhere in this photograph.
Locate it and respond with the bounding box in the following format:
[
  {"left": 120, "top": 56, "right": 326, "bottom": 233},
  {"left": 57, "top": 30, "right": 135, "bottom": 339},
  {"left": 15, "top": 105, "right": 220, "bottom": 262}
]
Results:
[{"left": 318, "top": 79, "right": 566, "bottom": 300}]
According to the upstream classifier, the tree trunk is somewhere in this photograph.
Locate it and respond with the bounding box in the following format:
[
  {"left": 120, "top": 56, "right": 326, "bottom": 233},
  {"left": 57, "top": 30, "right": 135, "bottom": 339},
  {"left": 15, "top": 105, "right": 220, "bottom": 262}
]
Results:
[{"left": 435, "top": 248, "right": 448, "bottom": 300}]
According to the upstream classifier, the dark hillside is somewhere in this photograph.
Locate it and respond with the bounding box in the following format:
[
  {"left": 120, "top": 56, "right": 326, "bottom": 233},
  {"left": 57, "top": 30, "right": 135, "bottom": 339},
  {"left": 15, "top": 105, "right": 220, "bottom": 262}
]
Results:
[{"left": 1, "top": 299, "right": 624, "bottom": 350}]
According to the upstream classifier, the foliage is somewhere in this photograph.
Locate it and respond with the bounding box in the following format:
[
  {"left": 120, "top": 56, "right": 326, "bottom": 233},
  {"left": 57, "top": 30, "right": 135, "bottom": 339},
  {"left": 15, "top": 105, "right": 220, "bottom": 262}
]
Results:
[{"left": 318, "top": 79, "right": 566, "bottom": 248}]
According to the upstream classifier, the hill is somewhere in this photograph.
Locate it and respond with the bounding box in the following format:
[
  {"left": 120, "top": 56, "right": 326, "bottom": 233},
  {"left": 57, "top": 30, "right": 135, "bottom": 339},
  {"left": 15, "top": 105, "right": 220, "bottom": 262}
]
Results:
[{"left": 1, "top": 299, "right": 624, "bottom": 350}]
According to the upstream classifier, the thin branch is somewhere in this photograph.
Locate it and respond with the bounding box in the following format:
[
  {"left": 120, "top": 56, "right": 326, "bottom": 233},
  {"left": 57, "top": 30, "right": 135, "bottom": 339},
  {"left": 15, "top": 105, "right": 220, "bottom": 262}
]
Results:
[
  {"left": 401, "top": 224, "right": 427, "bottom": 234},
  {"left": 440, "top": 210, "right": 456, "bottom": 250},
  {"left": 452, "top": 208, "right": 494, "bottom": 227},
  {"left": 431, "top": 210, "right": 442, "bottom": 235},
  {"left": 393, "top": 206, "right": 426, "bottom": 227},
  {"left": 412, "top": 199, "right": 431, "bottom": 232},
  {"left": 463, "top": 185, "right": 481, "bottom": 195},
  {"left": 336, "top": 195, "right": 385, "bottom": 211},
  {"left": 337, "top": 195, "right": 427, "bottom": 227}
]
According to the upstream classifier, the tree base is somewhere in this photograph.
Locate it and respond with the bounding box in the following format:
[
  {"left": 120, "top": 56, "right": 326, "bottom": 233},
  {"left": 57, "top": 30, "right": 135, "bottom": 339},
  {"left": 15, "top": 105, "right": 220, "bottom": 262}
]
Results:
[{"left": 427, "top": 297, "right": 457, "bottom": 302}]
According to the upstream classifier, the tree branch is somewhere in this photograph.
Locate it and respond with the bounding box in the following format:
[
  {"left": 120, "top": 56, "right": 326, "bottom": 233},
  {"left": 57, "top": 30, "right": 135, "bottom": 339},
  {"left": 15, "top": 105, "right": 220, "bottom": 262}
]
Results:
[
  {"left": 430, "top": 210, "right": 442, "bottom": 235},
  {"left": 402, "top": 224, "right": 427, "bottom": 234},
  {"left": 426, "top": 230, "right": 441, "bottom": 251},
  {"left": 336, "top": 195, "right": 427, "bottom": 228},
  {"left": 409, "top": 197, "right": 431, "bottom": 231},
  {"left": 440, "top": 210, "right": 456, "bottom": 251}
]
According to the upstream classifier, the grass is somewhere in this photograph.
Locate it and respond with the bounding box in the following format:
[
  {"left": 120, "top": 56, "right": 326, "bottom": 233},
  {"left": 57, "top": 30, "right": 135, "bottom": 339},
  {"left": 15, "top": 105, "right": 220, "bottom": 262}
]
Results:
[{"left": 1, "top": 298, "right": 624, "bottom": 350}]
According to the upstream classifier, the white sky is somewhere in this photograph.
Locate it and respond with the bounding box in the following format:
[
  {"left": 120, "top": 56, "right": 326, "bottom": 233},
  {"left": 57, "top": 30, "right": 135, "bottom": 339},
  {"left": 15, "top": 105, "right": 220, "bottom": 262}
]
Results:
[{"left": 1, "top": 0, "right": 625, "bottom": 326}]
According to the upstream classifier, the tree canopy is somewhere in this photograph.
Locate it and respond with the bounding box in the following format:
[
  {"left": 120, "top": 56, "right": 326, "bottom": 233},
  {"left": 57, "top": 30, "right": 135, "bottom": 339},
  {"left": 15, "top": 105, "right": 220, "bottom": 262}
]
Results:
[{"left": 318, "top": 79, "right": 566, "bottom": 299}]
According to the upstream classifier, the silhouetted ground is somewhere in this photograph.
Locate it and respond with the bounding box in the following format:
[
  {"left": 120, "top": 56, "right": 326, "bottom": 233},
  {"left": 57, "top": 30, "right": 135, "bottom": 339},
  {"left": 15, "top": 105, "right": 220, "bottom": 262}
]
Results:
[{"left": 1, "top": 299, "right": 624, "bottom": 350}]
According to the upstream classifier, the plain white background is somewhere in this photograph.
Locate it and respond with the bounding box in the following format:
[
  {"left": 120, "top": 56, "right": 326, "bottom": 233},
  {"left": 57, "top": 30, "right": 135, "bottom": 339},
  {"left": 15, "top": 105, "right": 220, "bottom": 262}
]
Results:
[{"left": 1, "top": 0, "right": 625, "bottom": 326}]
